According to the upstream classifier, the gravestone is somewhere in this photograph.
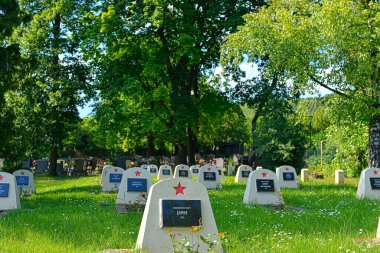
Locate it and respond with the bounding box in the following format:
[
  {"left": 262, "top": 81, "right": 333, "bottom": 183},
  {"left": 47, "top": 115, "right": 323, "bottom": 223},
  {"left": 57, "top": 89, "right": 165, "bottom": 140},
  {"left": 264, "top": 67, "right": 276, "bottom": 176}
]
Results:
[
  {"left": 22, "top": 160, "right": 31, "bottom": 170},
  {"left": 148, "top": 164, "right": 158, "bottom": 176},
  {"left": 72, "top": 158, "right": 85, "bottom": 176},
  {"left": 227, "top": 165, "right": 235, "bottom": 176},
  {"left": 140, "top": 164, "right": 148, "bottom": 170},
  {"left": 173, "top": 164, "right": 192, "bottom": 179},
  {"left": 116, "top": 167, "right": 152, "bottom": 209},
  {"left": 102, "top": 166, "right": 125, "bottom": 192},
  {"left": 276, "top": 165, "right": 299, "bottom": 189},
  {"left": 301, "top": 169, "right": 309, "bottom": 182},
  {"left": 215, "top": 158, "right": 224, "bottom": 169},
  {"left": 256, "top": 166, "right": 263, "bottom": 170},
  {"left": 117, "top": 157, "right": 128, "bottom": 170},
  {"left": 100, "top": 165, "right": 113, "bottom": 186},
  {"left": 157, "top": 165, "right": 173, "bottom": 181},
  {"left": 36, "top": 159, "right": 49, "bottom": 173},
  {"left": 335, "top": 170, "right": 345, "bottom": 184},
  {"left": 216, "top": 166, "right": 225, "bottom": 179},
  {"left": 13, "top": 170, "right": 36, "bottom": 196},
  {"left": 136, "top": 178, "right": 221, "bottom": 253},
  {"left": 235, "top": 165, "right": 253, "bottom": 183},
  {"left": 243, "top": 169, "right": 284, "bottom": 206},
  {"left": 0, "top": 172, "right": 21, "bottom": 210},
  {"left": 197, "top": 165, "right": 222, "bottom": 189},
  {"left": 190, "top": 165, "right": 200, "bottom": 177},
  {"left": 357, "top": 168, "right": 380, "bottom": 200}
]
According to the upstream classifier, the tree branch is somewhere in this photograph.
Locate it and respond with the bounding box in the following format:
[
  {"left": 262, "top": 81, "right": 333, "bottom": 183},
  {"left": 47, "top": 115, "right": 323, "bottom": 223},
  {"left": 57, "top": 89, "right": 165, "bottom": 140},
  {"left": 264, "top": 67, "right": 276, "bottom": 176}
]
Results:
[{"left": 308, "top": 74, "right": 350, "bottom": 97}]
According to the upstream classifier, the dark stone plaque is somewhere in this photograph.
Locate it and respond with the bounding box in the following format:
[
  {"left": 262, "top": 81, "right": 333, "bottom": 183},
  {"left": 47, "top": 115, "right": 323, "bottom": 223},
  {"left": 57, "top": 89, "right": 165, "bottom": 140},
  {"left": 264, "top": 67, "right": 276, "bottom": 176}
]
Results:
[
  {"left": 150, "top": 168, "right": 157, "bottom": 173},
  {"left": 203, "top": 172, "right": 216, "bottom": 181},
  {"left": 127, "top": 178, "right": 147, "bottom": 192},
  {"left": 256, "top": 179, "right": 275, "bottom": 192},
  {"left": 161, "top": 199, "right": 201, "bottom": 227},
  {"left": 16, "top": 176, "right": 29, "bottom": 186},
  {"left": 192, "top": 169, "right": 199, "bottom": 174},
  {"left": 242, "top": 170, "right": 251, "bottom": 178},
  {"left": 109, "top": 173, "right": 122, "bottom": 183},
  {"left": 179, "top": 170, "right": 189, "bottom": 177},
  {"left": 218, "top": 170, "right": 222, "bottom": 175},
  {"left": 0, "top": 183, "right": 10, "bottom": 197},
  {"left": 370, "top": 177, "right": 380, "bottom": 190},
  {"left": 282, "top": 172, "right": 295, "bottom": 181},
  {"left": 162, "top": 169, "right": 171, "bottom": 175}
]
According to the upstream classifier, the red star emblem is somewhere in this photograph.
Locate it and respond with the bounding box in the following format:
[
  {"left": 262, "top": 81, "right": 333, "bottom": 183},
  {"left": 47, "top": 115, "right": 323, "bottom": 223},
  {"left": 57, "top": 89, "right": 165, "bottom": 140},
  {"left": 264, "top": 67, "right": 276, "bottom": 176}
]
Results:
[
  {"left": 0, "top": 175, "right": 3, "bottom": 181},
  {"left": 285, "top": 167, "right": 289, "bottom": 171},
  {"left": 114, "top": 168, "right": 118, "bottom": 172},
  {"left": 135, "top": 170, "right": 142, "bottom": 176},
  {"left": 174, "top": 183, "right": 186, "bottom": 195},
  {"left": 261, "top": 172, "right": 267, "bottom": 177},
  {"left": 207, "top": 167, "right": 211, "bottom": 171},
  {"left": 374, "top": 170, "right": 379, "bottom": 175}
]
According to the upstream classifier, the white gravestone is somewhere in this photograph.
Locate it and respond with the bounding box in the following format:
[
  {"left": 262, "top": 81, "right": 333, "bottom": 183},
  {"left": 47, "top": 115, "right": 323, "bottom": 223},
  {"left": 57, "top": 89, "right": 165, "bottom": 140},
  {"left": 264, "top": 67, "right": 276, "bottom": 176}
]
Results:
[
  {"left": 173, "top": 164, "right": 192, "bottom": 179},
  {"left": 256, "top": 166, "right": 263, "bottom": 170},
  {"left": 243, "top": 169, "right": 284, "bottom": 206},
  {"left": 227, "top": 165, "right": 235, "bottom": 176},
  {"left": 116, "top": 167, "right": 152, "bottom": 206},
  {"left": 102, "top": 166, "right": 125, "bottom": 192},
  {"left": 357, "top": 168, "right": 380, "bottom": 200},
  {"left": 140, "top": 164, "right": 148, "bottom": 170},
  {"left": 157, "top": 165, "right": 173, "bottom": 181},
  {"left": 148, "top": 164, "right": 158, "bottom": 176},
  {"left": 276, "top": 165, "right": 299, "bottom": 189},
  {"left": 235, "top": 165, "right": 253, "bottom": 183},
  {"left": 335, "top": 170, "right": 345, "bottom": 184},
  {"left": 0, "top": 172, "right": 21, "bottom": 210},
  {"left": 301, "top": 169, "right": 309, "bottom": 182},
  {"left": 13, "top": 170, "right": 36, "bottom": 196},
  {"left": 136, "top": 178, "right": 222, "bottom": 253},
  {"left": 197, "top": 165, "right": 222, "bottom": 189},
  {"left": 190, "top": 165, "right": 200, "bottom": 178},
  {"left": 100, "top": 165, "right": 113, "bottom": 186}
]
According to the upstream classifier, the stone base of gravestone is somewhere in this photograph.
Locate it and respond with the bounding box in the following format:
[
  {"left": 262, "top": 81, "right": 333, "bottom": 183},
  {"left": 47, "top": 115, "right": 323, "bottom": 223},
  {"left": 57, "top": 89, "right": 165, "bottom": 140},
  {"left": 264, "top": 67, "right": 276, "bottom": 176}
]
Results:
[
  {"left": 116, "top": 204, "right": 144, "bottom": 214},
  {"left": 335, "top": 170, "right": 344, "bottom": 184},
  {"left": 301, "top": 169, "right": 309, "bottom": 182}
]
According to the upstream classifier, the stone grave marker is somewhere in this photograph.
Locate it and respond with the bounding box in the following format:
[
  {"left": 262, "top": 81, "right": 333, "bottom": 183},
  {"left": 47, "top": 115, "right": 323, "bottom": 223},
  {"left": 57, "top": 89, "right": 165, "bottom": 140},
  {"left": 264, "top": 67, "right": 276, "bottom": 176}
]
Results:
[
  {"left": 140, "top": 164, "right": 148, "bottom": 170},
  {"left": 235, "top": 165, "right": 253, "bottom": 183},
  {"left": 190, "top": 165, "right": 200, "bottom": 177},
  {"left": 276, "top": 165, "right": 299, "bottom": 189},
  {"left": 157, "top": 165, "right": 173, "bottom": 181},
  {"left": 116, "top": 167, "right": 152, "bottom": 211},
  {"left": 357, "top": 167, "right": 380, "bottom": 200},
  {"left": 102, "top": 166, "right": 125, "bottom": 192},
  {"left": 36, "top": 159, "right": 49, "bottom": 173},
  {"left": 136, "top": 178, "right": 221, "bottom": 253},
  {"left": 0, "top": 172, "right": 21, "bottom": 210},
  {"left": 72, "top": 158, "right": 85, "bottom": 176},
  {"left": 227, "top": 165, "right": 235, "bottom": 176},
  {"left": 148, "top": 164, "right": 158, "bottom": 176},
  {"left": 215, "top": 158, "right": 224, "bottom": 169},
  {"left": 13, "top": 169, "right": 36, "bottom": 196},
  {"left": 173, "top": 164, "right": 192, "bottom": 179},
  {"left": 100, "top": 165, "right": 113, "bottom": 186},
  {"left": 243, "top": 169, "right": 284, "bottom": 206},
  {"left": 256, "top": 166, "right": 263, "bottom": 170},
  {"left": 301, "top": 168, "right": 309, "bottom": 182},
  {"left": 335, "top": 170, "right": 345, "bottom": 184},
  {"left": 197, "top": 164, "right": 222, "bottom": 189},
  {"left": 22, "top": 160, "right": 31, "bottom": 170}
]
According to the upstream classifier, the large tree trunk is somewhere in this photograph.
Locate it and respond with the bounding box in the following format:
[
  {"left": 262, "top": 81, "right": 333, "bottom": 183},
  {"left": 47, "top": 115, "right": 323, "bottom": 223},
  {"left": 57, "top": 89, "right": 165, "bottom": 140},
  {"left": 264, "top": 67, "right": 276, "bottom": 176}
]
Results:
[
  {"left": 49, "top": 145, "right": 58, "bottom": 176},
  {"left": 176, "top": 143, "right": 187, "bottom": 164},
  {"left": 369, "top": 114, "right": 380, "bottom": 167},
  {"left": 186, "top": 126, "right": 196, "bottom": 165}
]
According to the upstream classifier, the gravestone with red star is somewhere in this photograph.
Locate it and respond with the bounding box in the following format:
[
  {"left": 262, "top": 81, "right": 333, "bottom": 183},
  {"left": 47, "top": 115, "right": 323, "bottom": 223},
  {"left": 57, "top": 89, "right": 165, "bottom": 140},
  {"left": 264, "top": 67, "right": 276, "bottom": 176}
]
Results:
[
  {"left": 243, "top": 169, "right": 284, "bottom": 206},
  {"left": 190, "top": 165, "right": 200, "bottom": 178},
  {"left": 235, "top": 165, "right": 253, "bottom": 183},
  {"left": 157, "top": 165, "right": 173, "bottom": 181},
  {"left": 357, "top": 167, "right": 380, "bottom": 200},
  {"left": 276, "top": 165, "right": 299, "bottom": 189},
  {"left": 148, "top": 164, "right": 158, "bottom": 176},
  {"left": 13, "top": 169, "right": 36, "bottom": 196},
  {"left": 197, "top": 164, "right": 222, "bottom": 189},
  {"left": 0, "top": 172, "right": 21, "bottom": 210},
  {"left": 173, "top": 164, "right": 192, "bottom": 179},
  {"left": 101, "top": 166, "right": 125, "bottom": 192},
  {"left": 116, "top": 167, "right": 152, "bottom": 209},
  {"left": 136, "top": 178, "right": 221, "bottom": 253}
]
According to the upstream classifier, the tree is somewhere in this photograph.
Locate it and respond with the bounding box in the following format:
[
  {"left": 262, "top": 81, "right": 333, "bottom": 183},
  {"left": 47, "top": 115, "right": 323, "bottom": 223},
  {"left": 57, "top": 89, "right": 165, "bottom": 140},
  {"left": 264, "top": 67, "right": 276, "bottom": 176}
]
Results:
[
  {"left": 82, "top": 0, "right": 266, "bottom": 164},
  {"left": 222, "top": 0, "right": 380, "bottom": 167}
]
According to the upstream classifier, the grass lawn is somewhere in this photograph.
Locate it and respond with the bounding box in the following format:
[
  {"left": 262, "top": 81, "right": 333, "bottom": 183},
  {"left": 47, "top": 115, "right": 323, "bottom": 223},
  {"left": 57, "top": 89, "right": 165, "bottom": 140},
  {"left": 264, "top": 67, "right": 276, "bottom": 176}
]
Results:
[{"left": 0, "top": 175, "right": 379, "bottom": 253}]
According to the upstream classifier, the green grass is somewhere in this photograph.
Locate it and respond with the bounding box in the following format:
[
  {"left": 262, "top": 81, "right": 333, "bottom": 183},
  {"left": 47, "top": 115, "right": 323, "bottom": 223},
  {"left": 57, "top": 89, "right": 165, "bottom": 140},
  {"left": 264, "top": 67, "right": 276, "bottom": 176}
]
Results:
[{"left": 0, "top": 175, "right": 379, "bottom": 252}]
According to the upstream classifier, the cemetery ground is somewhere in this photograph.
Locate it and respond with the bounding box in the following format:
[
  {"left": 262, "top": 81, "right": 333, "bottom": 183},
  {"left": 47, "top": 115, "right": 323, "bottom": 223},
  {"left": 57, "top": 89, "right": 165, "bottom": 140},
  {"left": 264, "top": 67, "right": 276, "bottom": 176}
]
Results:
[{"left": 0, "top": 175, "right": 379, "bottom": 253}]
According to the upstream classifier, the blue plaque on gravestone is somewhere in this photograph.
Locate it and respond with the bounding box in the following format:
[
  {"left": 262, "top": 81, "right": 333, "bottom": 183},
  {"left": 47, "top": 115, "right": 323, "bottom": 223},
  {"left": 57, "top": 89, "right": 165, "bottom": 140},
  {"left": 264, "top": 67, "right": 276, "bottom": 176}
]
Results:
[
  {"left": 256, "top": 179, "right": 275, "bottom": 192},
  {"left": 192, "top": 169, "right": 199, "bottom": 174},
  {"left": 283, "top": 172, "right": 295, "bottom": 181},
  {"left": 203, "top": 172, "right": 216, "bottom": 181},
  {"left": 127, "top": 178, "right": 147, "bottom": 192},
  {"left": 161, "top": 199, "right": 201, "bottom": 227},
  {"left": 242, "top": 170, "right": 251, "bottom": 178},
  {"left": 150, "top": 168, "right": 157, "bottom": 173},
  {"left": 16, "top": 176, "right": 29, "bottom": 186},
  {"left": 370, "top": 177, "right": 380, "bottom": 190},
  {"left": 179, "top": 170, "right": 189, "bottom": 177},
  {"left": 109, "top": 173, "right": 122, "bottom": 183},
  {"left": 162, "top": 169, "right": 171, "bottom": 175},
  {"left": 0, "top": 183, "right": 10, "bottom": 197}
]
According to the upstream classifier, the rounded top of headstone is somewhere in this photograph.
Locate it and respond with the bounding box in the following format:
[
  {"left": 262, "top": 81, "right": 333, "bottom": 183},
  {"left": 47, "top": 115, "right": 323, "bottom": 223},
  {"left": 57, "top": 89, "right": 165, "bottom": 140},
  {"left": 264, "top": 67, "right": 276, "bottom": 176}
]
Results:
[
  {"left": 148, "top": 164, "right": 158, "bottom": 169},
  {"left": 238, "top": 165, "right": 252, "bottom": 171},
  {"left": 150, "top": 177, "right": 207, "bottom": 197},
  {"left": 0, "top": 172, "right": 15, "bottom": 182},
  {"left": 277, "top": 165, "right": 296, "bottom": 172},
  {"left": 250, "top": 169, "right": 276, "bottom": 179},
  {"left": 159, "top": 164, "right": 172, "bottom": 170},
  {"left": 13, "top": 169, "right": 33, "bottom": 176},
  {"left": 175, "top": 164, "right": 189, "bottom": 170}
]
